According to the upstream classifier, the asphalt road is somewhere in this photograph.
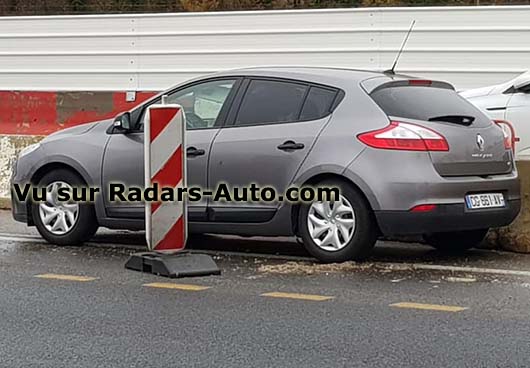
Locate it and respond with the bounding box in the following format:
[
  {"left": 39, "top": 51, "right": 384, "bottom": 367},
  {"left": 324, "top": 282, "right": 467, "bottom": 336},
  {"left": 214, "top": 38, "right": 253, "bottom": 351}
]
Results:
[{"left": 1, "top": 211, "right": 530, "bottom": 367}]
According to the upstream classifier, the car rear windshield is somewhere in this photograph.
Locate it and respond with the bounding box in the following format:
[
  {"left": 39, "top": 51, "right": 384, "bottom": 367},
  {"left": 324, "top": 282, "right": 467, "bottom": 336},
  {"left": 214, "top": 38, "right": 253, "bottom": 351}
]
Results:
[{"left": 370, "top": 86, "right": 490, "bottom": 127}]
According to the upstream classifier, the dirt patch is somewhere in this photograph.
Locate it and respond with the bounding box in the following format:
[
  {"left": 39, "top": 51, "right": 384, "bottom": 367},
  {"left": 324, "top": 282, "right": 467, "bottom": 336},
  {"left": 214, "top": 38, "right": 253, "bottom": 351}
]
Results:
[
  {"left": 258, "top": 261, "right": 413, "bottom": 275},
  {"left": 56, "top": 91, "right": 115, "bottom": 123}
]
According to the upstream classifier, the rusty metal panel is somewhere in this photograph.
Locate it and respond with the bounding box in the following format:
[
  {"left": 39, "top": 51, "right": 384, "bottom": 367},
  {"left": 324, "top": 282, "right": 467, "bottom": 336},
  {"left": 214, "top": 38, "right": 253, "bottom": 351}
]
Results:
[{"left": 0, "top": 6, "right": 529, "bottom": 91}]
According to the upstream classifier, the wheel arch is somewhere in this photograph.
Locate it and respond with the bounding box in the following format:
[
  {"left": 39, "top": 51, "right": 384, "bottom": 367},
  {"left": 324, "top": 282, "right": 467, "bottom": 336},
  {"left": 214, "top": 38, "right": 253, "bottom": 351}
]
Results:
[
  {"left": 30, "top": 162, "right": 89, "bottom": 186},
  {"left": 290, "top": 171, "right": 380, "bottom": 236},
  {"left": 27, "top": 162, "right": 90, "bottom": 226}
]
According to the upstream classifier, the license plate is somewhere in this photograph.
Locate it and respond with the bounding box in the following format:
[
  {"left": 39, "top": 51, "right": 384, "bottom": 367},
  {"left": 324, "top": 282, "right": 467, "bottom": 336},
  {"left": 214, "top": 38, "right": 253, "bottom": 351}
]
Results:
[{"left": 465, "top": 193, "right": 505, "bottom": 209}]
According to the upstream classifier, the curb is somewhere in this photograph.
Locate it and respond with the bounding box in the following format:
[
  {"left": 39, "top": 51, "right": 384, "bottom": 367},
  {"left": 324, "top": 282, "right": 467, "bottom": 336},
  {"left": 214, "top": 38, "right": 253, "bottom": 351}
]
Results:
[
  {"left": 488, "top": 160, "right": 530, "bottom": 253},
  {"left": 2, "top": 231, "right": 530, "bottom": 279}
]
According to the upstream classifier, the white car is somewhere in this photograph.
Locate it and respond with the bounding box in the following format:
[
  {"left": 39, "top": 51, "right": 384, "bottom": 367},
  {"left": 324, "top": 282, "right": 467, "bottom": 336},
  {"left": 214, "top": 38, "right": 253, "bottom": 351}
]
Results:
[{"left": 461, "top": 71, "right": 530, "bottom": 159}]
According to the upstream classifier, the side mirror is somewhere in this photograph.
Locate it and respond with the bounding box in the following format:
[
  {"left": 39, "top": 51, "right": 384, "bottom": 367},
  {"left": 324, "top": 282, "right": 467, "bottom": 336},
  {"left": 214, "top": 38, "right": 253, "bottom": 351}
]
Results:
[
  {"left": 513, "top": 75, "right": 530, "bottom": 93},
  {"left": 113, "top": 112, "right": 132, "bottom": 131}
]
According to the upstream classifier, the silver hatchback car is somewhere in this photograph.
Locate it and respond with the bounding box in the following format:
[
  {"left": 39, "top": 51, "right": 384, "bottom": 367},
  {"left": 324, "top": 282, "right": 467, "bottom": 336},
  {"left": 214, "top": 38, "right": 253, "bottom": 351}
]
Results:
[{"left": 11, "top": 67, "right": 521, "bottom": 262}]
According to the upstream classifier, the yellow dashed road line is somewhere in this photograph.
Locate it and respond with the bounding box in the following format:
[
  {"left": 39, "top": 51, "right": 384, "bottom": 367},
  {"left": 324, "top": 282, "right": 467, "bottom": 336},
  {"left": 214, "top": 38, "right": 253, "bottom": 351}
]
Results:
[
  {"left": 35, "top": 273, "right": 98, "bottom": 282},
  {"left": 390, "top": 302, "right": 467, "bottom": 312},
  {"left": 31, "top": 275, "right": 466, "bottom": 312},
  {"left": 143, "top": 282, "right": 211, "bottom": 291},
  {"left": 261, "top": 291, "right": 334, "bottom": 301}
]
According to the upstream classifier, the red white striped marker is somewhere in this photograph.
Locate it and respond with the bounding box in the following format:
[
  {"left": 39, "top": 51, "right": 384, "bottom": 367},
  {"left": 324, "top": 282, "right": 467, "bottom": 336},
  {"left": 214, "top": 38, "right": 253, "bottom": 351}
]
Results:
[{"left": 144, "top": 103, "right": 187, "bottom": 251}]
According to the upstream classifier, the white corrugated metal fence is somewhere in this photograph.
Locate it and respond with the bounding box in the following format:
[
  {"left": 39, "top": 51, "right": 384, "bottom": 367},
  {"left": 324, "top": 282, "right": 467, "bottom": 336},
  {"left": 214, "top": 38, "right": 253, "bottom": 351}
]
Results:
[{"left": 0, "top": 6, "right": 529, "bottom": 91}]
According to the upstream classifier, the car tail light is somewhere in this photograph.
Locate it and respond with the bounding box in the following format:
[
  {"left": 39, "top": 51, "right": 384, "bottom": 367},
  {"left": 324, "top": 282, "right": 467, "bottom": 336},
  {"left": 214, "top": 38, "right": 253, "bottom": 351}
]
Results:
[
  {"left": 408, "top": 79, "right": 432, "bottom": 86},
  {"left": 357, "top": 121, "right": 449, "bottom": 152},
  {"left": 410, "top": 204, "right": 437, "bottom": 212},
  {"left": 494, "top": 120, "right": 517, "bottom": 153}
]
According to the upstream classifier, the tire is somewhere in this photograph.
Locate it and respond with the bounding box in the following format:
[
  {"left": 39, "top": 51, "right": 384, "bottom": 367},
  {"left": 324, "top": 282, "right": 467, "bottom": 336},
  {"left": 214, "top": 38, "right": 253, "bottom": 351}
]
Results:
[
  {"left": 298, "top": 180, "right": 377, "bottom": 263},
  {"left": 32, "top": 169, "right": 99, "bottom": 245},
  {"left": 423, "top": 228, "right": 488, "bottom": 253}
]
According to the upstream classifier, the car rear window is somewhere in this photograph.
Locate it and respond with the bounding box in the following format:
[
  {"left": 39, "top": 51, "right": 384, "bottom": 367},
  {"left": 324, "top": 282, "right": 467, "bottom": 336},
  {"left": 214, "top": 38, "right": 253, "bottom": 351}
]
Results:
[{"left": 370, "top": 86, "right": 490, "bottom": 127}]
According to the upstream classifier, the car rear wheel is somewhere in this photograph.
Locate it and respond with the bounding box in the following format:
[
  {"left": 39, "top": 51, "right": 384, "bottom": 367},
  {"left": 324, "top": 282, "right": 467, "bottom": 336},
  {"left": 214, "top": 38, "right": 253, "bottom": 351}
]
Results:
[
  {"left": 423, "top": 228, "right": 488, "bottom": 253},
  {"left": 32, "top": 169, "right": 98, "bottom": 245},
  {"left": 298, "top": 180, "right": 377, "bottom": 263}
]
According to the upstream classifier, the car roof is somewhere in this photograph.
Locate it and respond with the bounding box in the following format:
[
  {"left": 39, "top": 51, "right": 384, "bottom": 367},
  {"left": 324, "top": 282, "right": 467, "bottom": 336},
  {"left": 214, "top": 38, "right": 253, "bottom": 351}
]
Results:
[
  {"left": 215, "top": 65, "right": 379, "bottom": 79},
  {"left": 139, "top": 66, "right": 436, "bottom": 112},
  {"left": 208, "top": 66, "right": 416, "bottom": 89}
]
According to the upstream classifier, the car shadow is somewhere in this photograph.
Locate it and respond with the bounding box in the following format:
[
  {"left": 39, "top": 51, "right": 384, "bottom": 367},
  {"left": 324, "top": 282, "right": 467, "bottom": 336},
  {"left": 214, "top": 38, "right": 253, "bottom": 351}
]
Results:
[{"left": 89, "top": 230, "right": 530, "bottom": 270}]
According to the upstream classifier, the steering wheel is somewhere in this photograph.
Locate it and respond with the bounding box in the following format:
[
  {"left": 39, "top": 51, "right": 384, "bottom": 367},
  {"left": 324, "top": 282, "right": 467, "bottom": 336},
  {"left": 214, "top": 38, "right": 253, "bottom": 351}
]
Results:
[{"left": 186, "top": 112, "right": 206, "bottom": 129}]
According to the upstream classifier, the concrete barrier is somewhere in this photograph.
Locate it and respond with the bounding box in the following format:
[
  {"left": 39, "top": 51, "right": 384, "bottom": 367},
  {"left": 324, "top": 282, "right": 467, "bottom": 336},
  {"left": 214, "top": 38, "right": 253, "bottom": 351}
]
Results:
[
  {"left": 0, "top": 134, "right": 44, "bottom": 208},
  {"left": 488, "top": 160, "right": 530, "bottom": 253}
]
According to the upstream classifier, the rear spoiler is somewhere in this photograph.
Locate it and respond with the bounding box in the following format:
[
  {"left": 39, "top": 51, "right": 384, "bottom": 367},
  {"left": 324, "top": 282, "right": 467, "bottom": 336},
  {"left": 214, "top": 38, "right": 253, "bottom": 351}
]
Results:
[{"left": 361, "top": 77, "right": 455, "bottom": 94}]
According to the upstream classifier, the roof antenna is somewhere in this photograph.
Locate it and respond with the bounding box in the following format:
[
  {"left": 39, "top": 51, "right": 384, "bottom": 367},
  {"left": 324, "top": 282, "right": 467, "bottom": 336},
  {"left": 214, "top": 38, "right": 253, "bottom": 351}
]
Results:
[{"left": 384, "top": 20, "right": 416, "bottom": 75}]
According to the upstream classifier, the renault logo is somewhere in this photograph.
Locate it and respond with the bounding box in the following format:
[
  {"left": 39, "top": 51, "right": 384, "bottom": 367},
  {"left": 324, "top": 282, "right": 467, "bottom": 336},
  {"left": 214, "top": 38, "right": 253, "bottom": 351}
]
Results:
[{"left": 476, "top": 134, "right": 485, "bottom": 152}]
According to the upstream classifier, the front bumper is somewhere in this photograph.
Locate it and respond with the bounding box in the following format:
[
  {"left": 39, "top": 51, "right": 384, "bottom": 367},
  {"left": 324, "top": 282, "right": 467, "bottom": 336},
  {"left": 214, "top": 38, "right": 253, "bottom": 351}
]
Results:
[
  {"left": 10, "top": 146, "right": 41, "bottom": 225},
  {"left": 11, "top": 187, "right": 29, "bottom": 223},
  {"left": 375, "top": 199, "right": 521, "bottom": 236}
]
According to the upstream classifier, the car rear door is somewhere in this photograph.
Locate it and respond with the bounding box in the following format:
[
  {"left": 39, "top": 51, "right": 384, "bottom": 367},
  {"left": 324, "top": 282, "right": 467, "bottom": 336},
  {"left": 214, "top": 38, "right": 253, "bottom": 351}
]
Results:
[{"left": 207, "top": 77, "right": 339, "bottom": 222}]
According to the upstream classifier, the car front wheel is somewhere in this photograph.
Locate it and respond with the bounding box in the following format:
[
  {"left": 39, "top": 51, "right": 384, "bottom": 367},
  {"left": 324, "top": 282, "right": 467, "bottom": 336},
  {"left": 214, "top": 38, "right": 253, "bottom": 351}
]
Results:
[
  {"left": 32, "top": 169, "right": 99, "bottom": 245},
  {"left": 298, "top": 180, "right": 377, "bottom": 263}
]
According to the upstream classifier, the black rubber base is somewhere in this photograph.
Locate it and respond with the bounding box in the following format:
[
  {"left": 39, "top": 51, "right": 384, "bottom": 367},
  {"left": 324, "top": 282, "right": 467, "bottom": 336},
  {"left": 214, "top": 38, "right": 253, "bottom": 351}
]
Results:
[{"left": 125, "top": 251, "right": 221, "bottom": 278}]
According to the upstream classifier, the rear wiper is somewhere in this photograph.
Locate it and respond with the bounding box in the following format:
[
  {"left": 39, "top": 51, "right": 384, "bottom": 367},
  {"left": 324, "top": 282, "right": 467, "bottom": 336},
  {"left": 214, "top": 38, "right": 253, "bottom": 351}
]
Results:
[{"left": 428, "top": 115, "right": 475, "bottom": 125}]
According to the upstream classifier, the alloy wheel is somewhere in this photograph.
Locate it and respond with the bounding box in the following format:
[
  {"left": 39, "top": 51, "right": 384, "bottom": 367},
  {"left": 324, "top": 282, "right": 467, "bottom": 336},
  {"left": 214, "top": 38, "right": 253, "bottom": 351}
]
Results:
[
  {"left": 38, "top": 181, "right": 79, "bottom": 235},
  {"left": 306, "top": 195, "right": 356, "bottom": 252}
]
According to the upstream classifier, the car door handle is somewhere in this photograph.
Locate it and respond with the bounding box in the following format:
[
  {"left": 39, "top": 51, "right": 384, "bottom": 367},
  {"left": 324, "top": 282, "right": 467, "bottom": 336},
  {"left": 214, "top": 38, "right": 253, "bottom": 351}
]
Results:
[
  {"left": 186, "top": 147, "right": 205, "bottom": 157},
  {"left": 277, "top": 140, "right": 305, "bottom": 151}
]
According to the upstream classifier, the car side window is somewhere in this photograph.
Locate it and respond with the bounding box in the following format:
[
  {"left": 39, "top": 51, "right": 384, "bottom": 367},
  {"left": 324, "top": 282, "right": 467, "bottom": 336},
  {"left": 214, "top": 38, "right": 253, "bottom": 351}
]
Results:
[
  {"left": 299, "top": 86, "right": 337, "bottom": 121},
  {"left": 139, "top": 79, "right": 236, "bottom": 131},
  {"left": 235, "top": 80, "right": 308, "bottom": 126}
]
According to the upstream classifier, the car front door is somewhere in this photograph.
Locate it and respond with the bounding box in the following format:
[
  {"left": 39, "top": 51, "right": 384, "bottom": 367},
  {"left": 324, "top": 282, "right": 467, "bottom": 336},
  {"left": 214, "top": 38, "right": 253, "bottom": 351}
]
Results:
[
  {"left": 208, "top": 78, "right": 339, "bottom": 222},
  {"left": 102, "top": 78, "right": 240, "bottom": 221}
]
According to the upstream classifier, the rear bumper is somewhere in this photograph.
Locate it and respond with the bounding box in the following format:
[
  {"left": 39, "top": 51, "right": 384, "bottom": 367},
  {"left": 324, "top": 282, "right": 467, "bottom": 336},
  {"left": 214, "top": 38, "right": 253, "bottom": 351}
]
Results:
[{"left": 375, "top": 199, "right": 521, "bottom": 236}]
